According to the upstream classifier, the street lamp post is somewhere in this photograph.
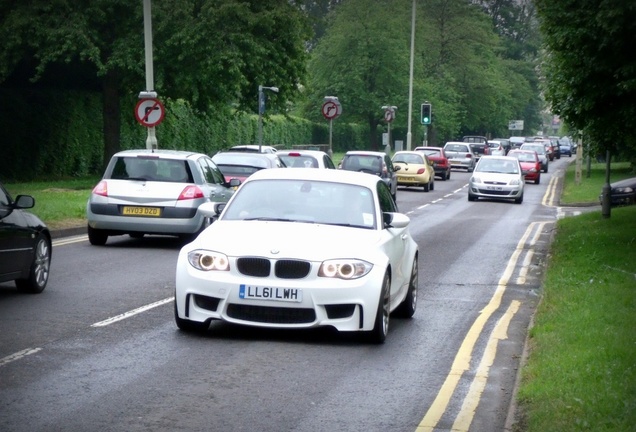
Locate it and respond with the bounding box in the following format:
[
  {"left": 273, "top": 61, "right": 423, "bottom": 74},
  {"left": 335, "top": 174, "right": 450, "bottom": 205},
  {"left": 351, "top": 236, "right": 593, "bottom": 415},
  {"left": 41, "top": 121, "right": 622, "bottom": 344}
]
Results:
[
  {"left": 143, "top": 0, "right": 157, "bottom": 150},
  {"left": 406, "top": 0, "right": 416, "bottom": 151},
  {"left": 258, "top": 85, "right": 279, "bottom": 153}
]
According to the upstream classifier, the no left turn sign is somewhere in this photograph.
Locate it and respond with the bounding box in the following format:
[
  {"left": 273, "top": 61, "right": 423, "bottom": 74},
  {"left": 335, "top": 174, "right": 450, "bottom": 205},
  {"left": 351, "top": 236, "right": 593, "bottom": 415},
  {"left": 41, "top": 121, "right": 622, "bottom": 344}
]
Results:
[{"left": 135, "top": 98, "right": 165, "bottom": 127}]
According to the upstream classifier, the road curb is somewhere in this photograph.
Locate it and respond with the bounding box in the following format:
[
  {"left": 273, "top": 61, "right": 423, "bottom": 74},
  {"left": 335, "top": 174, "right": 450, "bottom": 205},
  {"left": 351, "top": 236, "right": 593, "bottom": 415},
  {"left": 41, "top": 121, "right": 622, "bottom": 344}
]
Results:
[{"left": 51, "top": 225, "right": 86, "bottom": 239}]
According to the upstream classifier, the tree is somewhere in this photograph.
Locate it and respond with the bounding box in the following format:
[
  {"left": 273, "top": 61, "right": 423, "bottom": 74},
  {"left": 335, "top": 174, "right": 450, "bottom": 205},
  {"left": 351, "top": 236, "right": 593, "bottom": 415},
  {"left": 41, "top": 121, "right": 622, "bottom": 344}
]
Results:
[
  {"left": 535, "top": 0, "right": 636, "bottom": 167},
  {"left": 0, "top": 0, "right": 311, "bottom": 166},
  {"left": 305, "top": 0, "right": 412, "bottom": 150},
  {"left": 306, "top": 0, "right": 543, "bottom": 147}
]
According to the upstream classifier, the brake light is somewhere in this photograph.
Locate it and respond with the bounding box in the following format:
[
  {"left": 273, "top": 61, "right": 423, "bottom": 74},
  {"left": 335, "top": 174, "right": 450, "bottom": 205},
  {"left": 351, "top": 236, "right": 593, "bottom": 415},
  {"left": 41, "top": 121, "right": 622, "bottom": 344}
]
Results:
[
  {"left": 92, "top": 181, "right": 108, "bottom": 197},
  {"left": 179, "top": 185, "right": 204, "bottom": 200},
  {"left": 466, "top": 154, "right": 473, "bottom": 158},
  {"left": 288, "top": 152, "right": 301, "bottom": 157},
  {"left": 417, "top": 168, "right": 426, "bottom": 174}
]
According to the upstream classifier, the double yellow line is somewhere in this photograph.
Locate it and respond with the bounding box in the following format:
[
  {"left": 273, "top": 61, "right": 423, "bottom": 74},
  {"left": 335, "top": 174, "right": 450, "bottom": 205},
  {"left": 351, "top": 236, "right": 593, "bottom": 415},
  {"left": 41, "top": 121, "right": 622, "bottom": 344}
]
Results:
[{"left": 416, "top": 221, "right": 547, "bottom": 432}]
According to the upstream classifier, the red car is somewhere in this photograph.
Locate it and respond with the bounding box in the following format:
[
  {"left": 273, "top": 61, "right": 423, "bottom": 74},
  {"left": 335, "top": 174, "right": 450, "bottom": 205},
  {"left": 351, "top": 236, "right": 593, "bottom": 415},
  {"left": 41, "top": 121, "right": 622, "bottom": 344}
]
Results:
[
  {"left": 508, "top": 149, "right": 541, "bottom": 184},
  {"left": 414, "top": 146, "right": 452, "bottom": 180}
]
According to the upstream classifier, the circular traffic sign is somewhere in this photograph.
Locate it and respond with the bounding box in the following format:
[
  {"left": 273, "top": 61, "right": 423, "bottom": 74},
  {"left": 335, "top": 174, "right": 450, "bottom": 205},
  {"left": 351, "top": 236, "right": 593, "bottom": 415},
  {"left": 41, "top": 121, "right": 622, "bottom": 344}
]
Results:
[
  {"left": 322, "top": 100, "right": 342, "bottom": 120},
  {"left": 384, "top": 110, "right": 394, "bottom": 123},
  {"left": 135, "top": 98, "right": 165, "bottom": 127}
]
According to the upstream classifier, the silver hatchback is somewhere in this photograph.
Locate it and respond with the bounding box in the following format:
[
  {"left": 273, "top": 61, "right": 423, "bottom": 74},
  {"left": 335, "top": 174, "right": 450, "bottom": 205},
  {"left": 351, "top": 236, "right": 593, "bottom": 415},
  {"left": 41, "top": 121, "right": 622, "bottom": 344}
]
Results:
[{"left": 86, "top": 149, "right": 240, "bottom": 245}]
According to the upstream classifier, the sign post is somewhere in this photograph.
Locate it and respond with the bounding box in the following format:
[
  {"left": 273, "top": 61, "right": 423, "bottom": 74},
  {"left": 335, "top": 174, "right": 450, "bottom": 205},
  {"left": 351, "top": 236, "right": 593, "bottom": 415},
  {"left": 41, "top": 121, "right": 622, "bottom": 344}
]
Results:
[
  {"left": 322, "top": 97, "right": 342, "bottom": 156},
  {"left": 382, "top": 105, "right": 397, "bottom": 152}
]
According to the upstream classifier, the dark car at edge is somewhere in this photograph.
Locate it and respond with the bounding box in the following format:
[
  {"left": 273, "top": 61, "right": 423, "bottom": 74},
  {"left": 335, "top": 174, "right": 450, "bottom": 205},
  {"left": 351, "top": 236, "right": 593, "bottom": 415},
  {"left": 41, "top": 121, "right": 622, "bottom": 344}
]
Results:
[{"left": 0, "top": 182, "right": 52, "bottom": 293}]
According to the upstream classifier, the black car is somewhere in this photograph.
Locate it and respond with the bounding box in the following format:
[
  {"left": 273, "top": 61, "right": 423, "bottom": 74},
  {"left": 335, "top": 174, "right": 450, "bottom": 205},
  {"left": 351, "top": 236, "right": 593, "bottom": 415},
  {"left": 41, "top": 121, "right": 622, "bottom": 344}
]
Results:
[
  {"left": 600, "top": 177, "right": 636, "bottom": 207},
  {"left": 0, "top": 182, "right": 52, "bottom": 293},
  {"left": 339, "top": 151, "right": 400, "bottom": 201}
]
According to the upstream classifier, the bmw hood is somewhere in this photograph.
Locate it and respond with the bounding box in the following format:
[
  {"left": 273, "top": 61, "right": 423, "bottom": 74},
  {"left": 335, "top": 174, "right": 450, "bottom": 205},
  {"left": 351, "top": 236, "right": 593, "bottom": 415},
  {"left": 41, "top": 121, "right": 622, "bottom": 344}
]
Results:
[{"left": 189, "top": 220, "right": 384, "bottom": 260}]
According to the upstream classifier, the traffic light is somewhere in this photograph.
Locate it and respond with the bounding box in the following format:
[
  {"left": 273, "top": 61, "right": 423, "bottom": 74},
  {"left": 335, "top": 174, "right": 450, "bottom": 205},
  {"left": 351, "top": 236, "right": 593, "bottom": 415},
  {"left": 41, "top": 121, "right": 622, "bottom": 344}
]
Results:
[{"left": 421, "top": 103, "right": 432, "bottom": 125}]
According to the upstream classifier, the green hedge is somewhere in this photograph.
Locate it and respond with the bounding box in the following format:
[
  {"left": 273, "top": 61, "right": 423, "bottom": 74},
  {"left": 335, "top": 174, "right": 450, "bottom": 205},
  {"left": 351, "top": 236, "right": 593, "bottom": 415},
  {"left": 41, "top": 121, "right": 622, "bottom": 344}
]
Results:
[{"left": 0, "top": 89, "right": 369, "bottom": 181}]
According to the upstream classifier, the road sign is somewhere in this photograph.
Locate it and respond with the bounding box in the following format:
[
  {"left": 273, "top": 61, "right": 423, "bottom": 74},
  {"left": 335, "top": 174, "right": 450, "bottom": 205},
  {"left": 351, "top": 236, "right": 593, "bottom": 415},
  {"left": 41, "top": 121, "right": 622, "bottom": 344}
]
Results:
[
  {"left": 508, "top": 120, "right": 524, "bottom": 130},
  {"left": 384, "top": 110, "right": 394, "bottom": 123},
  {"left": 322, "top": 100, "right": 342, "bottom": 120},
  {"left": 135, "top": 98, "right": 165, "bottom": 127}
]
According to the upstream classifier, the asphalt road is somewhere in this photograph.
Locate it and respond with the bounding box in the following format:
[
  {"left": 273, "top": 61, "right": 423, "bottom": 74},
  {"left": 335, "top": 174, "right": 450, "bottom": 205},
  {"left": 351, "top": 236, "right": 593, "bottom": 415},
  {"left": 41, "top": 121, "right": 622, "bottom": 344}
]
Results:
[{"left": 0, "top": 157, "right": 579, "bottom": 432}]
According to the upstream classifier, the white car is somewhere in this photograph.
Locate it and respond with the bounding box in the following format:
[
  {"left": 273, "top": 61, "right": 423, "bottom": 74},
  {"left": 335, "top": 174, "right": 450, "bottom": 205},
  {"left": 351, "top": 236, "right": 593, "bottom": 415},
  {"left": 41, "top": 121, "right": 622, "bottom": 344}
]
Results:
[
  {"left": 277, "top": 149, "right": 336, "bottom": 169},
  {"left": 228, "top": 145, "right": 278, "bottom": 153},
  {"left": 468, "top": 156, "right": 525, "bottom": 204},
  {"left": 175, "top": 168, "right": 419, "bottom": 343}
]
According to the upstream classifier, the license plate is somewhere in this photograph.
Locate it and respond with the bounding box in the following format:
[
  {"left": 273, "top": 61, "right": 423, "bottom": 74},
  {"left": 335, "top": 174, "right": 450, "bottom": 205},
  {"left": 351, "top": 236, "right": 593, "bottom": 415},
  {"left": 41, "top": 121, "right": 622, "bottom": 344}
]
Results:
[
  {"left": 487, "top": 186, "right": 503, "bottom": 191},
  {"left": 239, "top": 284, "right": 303, "bottom": 302},
  {"left": 122, "top": 206, "right": 162, "bottom": 217}
]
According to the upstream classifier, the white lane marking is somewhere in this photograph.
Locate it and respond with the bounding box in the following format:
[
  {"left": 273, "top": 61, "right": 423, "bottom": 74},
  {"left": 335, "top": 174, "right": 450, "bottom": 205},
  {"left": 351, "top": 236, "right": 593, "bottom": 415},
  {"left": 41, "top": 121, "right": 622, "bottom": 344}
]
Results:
[
  {"left": 0, "top": 347, "right": 42, "bottom": 368},
  {"left": 91, "top": 297, "right": 174, "bottom": 327}
]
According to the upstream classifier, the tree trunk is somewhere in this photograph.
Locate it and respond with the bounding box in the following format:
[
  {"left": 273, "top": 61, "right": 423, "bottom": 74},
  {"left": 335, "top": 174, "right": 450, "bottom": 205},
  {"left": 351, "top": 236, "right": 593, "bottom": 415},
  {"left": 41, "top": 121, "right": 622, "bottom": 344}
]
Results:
[{"left": 102, "top": 69, "right": 121, "bottom": 170}]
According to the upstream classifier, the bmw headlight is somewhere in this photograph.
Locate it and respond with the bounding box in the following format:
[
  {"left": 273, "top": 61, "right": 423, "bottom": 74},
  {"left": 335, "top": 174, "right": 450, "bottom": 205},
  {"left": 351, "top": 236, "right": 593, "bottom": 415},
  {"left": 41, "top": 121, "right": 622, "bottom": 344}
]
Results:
[
  {"left": 187, "top": 250, "right": 230, "bottom": 271},
  {"left": 318, "top": 259, "right": 373, "bottom": 279}
]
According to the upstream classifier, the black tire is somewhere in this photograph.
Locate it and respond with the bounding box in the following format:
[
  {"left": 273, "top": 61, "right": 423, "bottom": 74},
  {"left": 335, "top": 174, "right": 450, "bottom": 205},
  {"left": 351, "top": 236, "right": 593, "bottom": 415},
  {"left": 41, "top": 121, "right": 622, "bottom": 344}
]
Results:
[
  {"left": 430, "top": 179, "right": 435, "bottom": 191},
  {"left": 468, "top": 193, "right": 477, "bottom": 201},
  {"left": 535, "top": 175, "right": 541, "bottom": 185},
  {"left": 88, "top": 225, "right": 108, "bottom": 246},
  {"left": 394, "top": 258, "right": 418, "bottom": 318},
  {"left": 16, "top": 234, "right": 51, "bottom": 294},
  {"left": 446, "top": 170, "right": 451, "bottom": 180},
  {"left": 174, "top": 300, "right": 210, "bottom": 332},
  {"left": 423, "top": 181, "right": 430, "bottom": 192},
  {"left": 365, "top": 272, "right": 391, "bottom": 344},
  {"left": 515, "top": 193, "right": 524, "bottom": 204}
]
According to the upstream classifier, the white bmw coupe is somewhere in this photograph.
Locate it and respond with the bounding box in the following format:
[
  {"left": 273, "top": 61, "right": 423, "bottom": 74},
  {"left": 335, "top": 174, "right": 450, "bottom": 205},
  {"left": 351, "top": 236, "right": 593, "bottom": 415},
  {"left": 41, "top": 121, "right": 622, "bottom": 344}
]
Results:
[{"left": 174, "top": 168, "right": 419, "bottom": 343}]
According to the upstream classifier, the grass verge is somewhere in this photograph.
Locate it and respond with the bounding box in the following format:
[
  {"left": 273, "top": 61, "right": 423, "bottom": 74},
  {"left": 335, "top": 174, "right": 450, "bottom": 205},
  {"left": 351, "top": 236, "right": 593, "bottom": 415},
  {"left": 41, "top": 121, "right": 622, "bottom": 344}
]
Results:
[
  {"left": 4, "top": 177, "right": 99, "bottom": 230},
  {"left": 515, "top": 162, "right": 636, "bottom": 431},
  {"left": 560, "top": 161, "right": 632, "bottom": 205}
]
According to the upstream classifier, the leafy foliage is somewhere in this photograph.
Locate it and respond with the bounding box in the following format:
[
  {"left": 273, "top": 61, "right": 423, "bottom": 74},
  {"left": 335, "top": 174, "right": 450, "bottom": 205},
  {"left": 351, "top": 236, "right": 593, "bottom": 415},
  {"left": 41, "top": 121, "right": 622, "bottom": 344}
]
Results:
[
  {"left": 535, "top": 0, "right": 636, "bottom": 166},
  {"left": 306, "top": 0, "right": 544, "bottom": 148},
  {"left": 0, "top": 0, "right": 312, "bottom": 166}
]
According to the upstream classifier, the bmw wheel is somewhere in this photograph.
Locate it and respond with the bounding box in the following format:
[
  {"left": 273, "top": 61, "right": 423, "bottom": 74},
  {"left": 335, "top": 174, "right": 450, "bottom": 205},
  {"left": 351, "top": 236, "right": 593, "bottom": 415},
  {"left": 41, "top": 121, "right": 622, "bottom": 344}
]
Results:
[
  {"left": 365, "top": 272, "right": 391, "bottom": 344},
  {"left": 394, "top": 258, "right": 418, "bottom": 318}
]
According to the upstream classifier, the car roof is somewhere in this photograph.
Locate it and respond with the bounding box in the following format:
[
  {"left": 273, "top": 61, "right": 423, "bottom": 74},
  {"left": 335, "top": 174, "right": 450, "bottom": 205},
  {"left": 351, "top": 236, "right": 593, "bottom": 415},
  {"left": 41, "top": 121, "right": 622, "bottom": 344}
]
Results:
[
  {"left": 212, "top": 151, "right": 283, "bottom": 167},
  {"left": 478, "top": 155, "right": 519, "bottom": 162},
  {"left": 245, "top": 166, "right": 381, "bottom": 189},
  {"left": 112, "top": 149, "right": 205, "bottom": 160},
  {"left": 393, "top": 150, "right": 422, "bottom": 155},
  {"left": 278, "top": 149, "right": 329, "bottom": 157},
  {"left": 344, "top": 150, "right": 387, "bottom": 157},
  {"left": 229, "top": 145, "right": 278, "bottom": 153}
]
